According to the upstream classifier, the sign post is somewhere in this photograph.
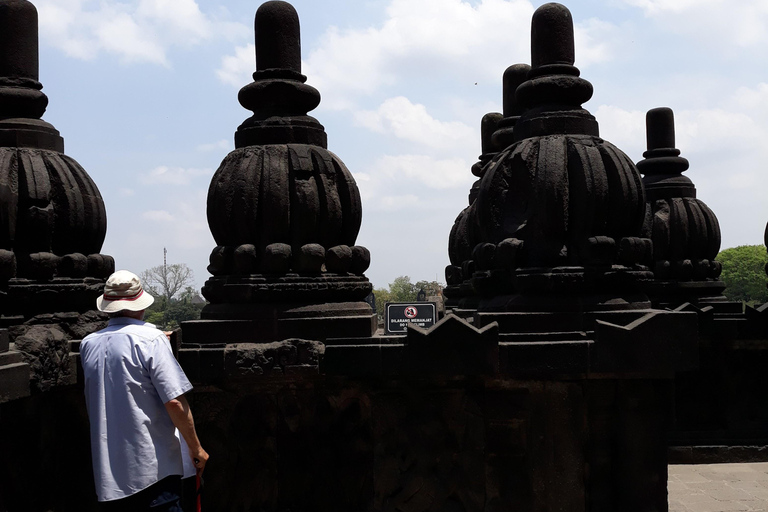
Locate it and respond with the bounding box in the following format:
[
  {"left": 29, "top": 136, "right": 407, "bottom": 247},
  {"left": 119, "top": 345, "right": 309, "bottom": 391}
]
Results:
[{"left": 385, "top": 302, "right": 437, "bottom": 334}]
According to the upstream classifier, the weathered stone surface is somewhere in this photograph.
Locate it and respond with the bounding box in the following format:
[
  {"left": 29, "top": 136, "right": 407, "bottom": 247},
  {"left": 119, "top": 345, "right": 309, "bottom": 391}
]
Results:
[
  {"left": 295, "top": 243, "right": 324, "bottom": 273},
  {"left": 0, "top": 0, "right": 111, "bottom": 322},
  {"left": 233, "top": 243, "right": 259, "bottom": 274},
  {"left": 325, "top": 244, "right": 352, "bottom": 274},
  {"left": 350, "top": 245, "right": 370, "bottom": 275},
  {"left": 13, "top": 324, "right": 72, "bottom": 392},
  {"left": 223, "top": 338, "right": 323, "bottom": 378},
  {"left": 261, "top": 242, "right": 292, "bottom": 273}
]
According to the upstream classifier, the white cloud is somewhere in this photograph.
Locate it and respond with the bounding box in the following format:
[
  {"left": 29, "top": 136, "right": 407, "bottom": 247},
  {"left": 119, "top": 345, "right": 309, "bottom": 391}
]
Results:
[
  {"left": 196, "top": 139, "right": 231, "bottom": 152},
  {"left": 216, "top": 0, "right": 617, "bottom": 108},
  {"left": 374, "top": 155, "right": 471, "bottom": 190},
  {"left": 118, "top": 188, "right": 135, "bottom": 197},
  {"left": 377, "top": 194, "right": 421, "bottom": 211},
  {"left": 354, "top": 154, "right": 472, "bottom": 213},
  {"left": 622, "top": 0, "right": 768, "bottom": 47},
  {"left": 143, "top": 210, "right": 174, "bottom": 222},
  {"left": 216, "top": 44, "right": 255, "bottom": 87},
  {"left": 105, "top": 189, "right": 213, "bottom": 289},
  {"left": 36, "top": 0, "right": 249, "bottom": 65},
  {"left": 304, "top": 0, "right": 535, "bottom": 107},
  {"left": 594, "top": 105, "right": 646, "bottom": 160},
  {"left": 139, "top": 166, "right": 210, "bottom": 185},
  {"left": 136, "top": 0, "right": 210, "bottom": 41},
  {"left": 592, "top": 81, "right": 768, "bottom": 251},
  {"left": 94, "top": 10, "right": 167, "bottom": 65},
  {"left": 732, "top": 83, "right": 768, "bottom": 117},
  {"left": 354, "top": 97, "right": 475, "bottom": 152},
  {"left": 574, "top": 18, "right": 621, "bottom": 68}
]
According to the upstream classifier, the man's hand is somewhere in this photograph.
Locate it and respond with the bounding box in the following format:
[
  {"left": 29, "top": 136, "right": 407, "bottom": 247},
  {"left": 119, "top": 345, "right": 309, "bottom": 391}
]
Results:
[{"left": 191, "top": 446, "right": 209, "bottom": 474}]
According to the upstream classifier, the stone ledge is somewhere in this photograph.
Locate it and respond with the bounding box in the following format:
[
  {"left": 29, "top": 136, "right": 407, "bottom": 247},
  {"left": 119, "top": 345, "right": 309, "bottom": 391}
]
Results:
[
  {"left": 0, "top": 360, "right": 30, "bottom": 403},
  {"left": 669, "top": 445, "right": 768, "bottom": 464}
]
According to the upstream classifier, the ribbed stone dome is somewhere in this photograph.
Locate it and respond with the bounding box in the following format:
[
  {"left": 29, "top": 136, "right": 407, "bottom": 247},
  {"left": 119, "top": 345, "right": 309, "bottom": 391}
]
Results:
[{"left": 207, "top": 144, "right": 362, "bottom": 259}]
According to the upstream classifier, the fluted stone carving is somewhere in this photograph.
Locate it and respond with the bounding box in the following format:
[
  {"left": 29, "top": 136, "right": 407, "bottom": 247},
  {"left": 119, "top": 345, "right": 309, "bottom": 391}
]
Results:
[
  {"left": 191, "top": 1, "right": 374, "bottom": 340},
  {"left": 447, "top": 3, "right": 652, "bottom": 310},
  {"left": 638, "top": 107, "right": 724, "bottom": 303},
  {"left": 0, "top": 0, "right": 113, "bottom": 318}
]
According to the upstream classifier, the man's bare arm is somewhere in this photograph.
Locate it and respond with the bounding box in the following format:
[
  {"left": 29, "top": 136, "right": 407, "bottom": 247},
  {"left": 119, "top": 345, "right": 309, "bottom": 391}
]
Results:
[{"left": 164, "top": 394, "right": 209, "bottom": 473}]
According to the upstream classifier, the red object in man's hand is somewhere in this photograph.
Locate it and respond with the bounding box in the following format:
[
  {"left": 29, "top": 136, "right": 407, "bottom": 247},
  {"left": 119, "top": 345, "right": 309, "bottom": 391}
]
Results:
[{"left": 196, "top": 473, "right": 202, "bottom": 512}]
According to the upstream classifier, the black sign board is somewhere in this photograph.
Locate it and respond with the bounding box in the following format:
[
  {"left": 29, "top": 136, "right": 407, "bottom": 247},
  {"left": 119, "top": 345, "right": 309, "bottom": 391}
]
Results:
[{"left": 385, "top": 302, "right": 437, "bottom": 334}]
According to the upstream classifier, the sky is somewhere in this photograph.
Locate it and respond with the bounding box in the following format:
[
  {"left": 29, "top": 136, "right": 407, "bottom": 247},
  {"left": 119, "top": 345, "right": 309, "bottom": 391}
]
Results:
[{"left": 31, "top": 0, "right": 768, "bottom": 292}]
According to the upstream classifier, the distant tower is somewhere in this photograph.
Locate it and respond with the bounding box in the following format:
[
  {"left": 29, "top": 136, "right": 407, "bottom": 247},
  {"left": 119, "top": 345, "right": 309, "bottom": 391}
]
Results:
[
  {"left": 185, "top": 0, "right": 374, "bottom": 343},
  {"left": 0, "top": 0, "right": 113, "bottom": 321},
  {"left": 638, "top": 107, "right": 723, "bottom": 305}
]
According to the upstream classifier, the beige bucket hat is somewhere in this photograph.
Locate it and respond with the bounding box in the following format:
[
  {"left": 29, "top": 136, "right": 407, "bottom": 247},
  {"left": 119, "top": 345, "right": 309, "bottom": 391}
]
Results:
[{"left": 96, "top": 270, "right": 155, "bottom": 313}]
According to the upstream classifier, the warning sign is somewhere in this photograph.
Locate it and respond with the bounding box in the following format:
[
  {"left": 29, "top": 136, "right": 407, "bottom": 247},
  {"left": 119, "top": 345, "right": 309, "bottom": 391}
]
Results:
[{"left": 385, "top": 302, "right": 437, "bottom": 334}]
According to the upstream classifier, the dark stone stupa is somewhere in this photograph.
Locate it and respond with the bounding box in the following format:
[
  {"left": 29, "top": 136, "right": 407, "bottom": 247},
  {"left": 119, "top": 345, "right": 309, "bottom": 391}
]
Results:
[
  {"left": 448, "top": 2, "right": 652, "bottom": 314},
  {"left": 0, "top": 0, "right": 113, "bottom": 321},
  {"left": 183, "top": 0, "right": 374, "bottom": 344},
  {"left": 637, "top": 107, "right": 725, "bottom": 306}
]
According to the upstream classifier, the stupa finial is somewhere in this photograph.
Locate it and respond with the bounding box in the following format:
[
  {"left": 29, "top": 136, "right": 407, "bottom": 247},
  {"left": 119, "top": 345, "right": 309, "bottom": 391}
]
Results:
[
  {"left": 491, "top": 63, "right": 530, "bottom": 150},
  {"left": 0, "top": 0, "right": 47, "bottom": 120},
  {"left": 530, "top": 3, "right": 575, "bottom": 71},
  {"left": 236, "top": 0, "right": 323, "bottom": 148},
  {"left": 514, "top": 3, "right": 595, "bottom": 141},
  {"left": 255, "top": 1, "right": 302, "bottom": 73}
]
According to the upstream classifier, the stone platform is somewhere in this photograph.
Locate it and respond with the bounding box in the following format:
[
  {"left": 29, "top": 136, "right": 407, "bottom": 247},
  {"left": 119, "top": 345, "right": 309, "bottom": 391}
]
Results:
[{"left": 669, "top": 463, "right": 768, "bottom": 512}]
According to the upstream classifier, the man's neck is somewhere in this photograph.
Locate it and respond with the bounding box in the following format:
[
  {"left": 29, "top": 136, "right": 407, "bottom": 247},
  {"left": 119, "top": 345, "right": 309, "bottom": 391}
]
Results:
[{"left": 112, "top": 310, "right": 145, "bottom": 321}]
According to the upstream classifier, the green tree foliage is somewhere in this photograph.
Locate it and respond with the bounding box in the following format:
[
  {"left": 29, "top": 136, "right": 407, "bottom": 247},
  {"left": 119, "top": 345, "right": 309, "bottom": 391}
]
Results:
[
  {"left": 717, "top": 245, "right": 768, "bottom": 305},
  {"left": 388, "top": 276, "right": 418, "bottom": 302},
  {"left": 142, "top": 275, "right": 205, "bottom": 330},
  {"left": 414, "top": 280, "right": 443, "bottom": 298}
]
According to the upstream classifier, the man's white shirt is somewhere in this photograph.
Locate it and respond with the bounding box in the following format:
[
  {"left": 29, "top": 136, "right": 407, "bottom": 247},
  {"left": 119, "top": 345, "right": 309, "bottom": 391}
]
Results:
[{"left": 80, "top": 317, "right": 193, "bottom": 502}]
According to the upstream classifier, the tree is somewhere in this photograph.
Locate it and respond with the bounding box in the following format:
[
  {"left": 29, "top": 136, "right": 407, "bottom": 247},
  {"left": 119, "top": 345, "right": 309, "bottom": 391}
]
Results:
[
  {"left": 717, "top": 245, "right": 768, "bottom": 305},
  {"left": 388, "top": 276, "right": 418, "bottom": 302},
  {"left": 140, "top": 262, "right": 194, "bottom": 301},
  {"left": 140, "top": 253, "right": 202, "bottom": 330},
  {"left": 144, "top": 285, "right": 205, "bottom": 330},
  {"left": 414, "top": 280, "right": 443, "bottom": 298}
]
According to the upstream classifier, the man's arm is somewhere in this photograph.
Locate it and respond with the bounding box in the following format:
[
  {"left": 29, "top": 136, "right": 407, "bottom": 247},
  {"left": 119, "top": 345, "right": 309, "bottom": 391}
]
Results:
[{"left": 165, "top": 394, "right": 209, "bottom": 474}]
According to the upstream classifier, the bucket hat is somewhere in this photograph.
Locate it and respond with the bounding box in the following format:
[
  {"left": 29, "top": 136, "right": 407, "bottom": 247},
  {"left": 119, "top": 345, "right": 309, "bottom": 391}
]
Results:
[{"left": 96, "top": 270, "right": 155, "bottom": 312}]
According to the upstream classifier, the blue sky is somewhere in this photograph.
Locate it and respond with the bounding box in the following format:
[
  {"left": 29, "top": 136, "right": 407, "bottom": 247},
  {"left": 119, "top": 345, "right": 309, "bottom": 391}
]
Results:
[{"left": 33, "top": 0, "right": 768, "bottom": 291}]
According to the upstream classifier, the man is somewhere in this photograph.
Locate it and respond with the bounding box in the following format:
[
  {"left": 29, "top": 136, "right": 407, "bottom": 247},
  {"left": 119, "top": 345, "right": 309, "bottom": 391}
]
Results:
[{"left": 80, "top": 270, "right": 209, "bottom": 510}]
